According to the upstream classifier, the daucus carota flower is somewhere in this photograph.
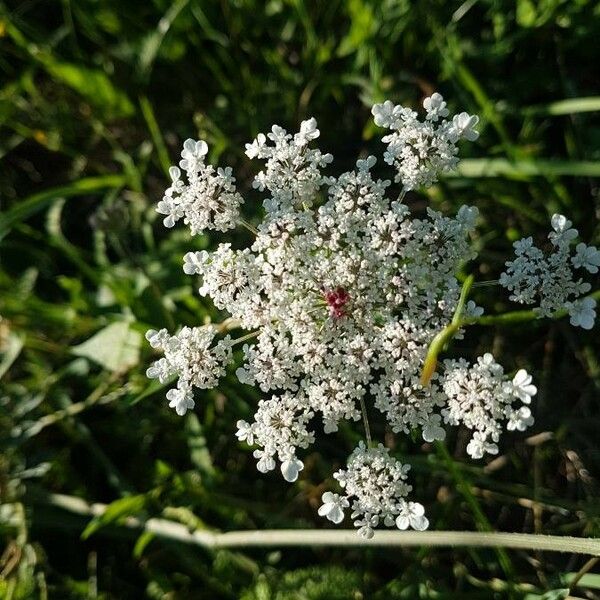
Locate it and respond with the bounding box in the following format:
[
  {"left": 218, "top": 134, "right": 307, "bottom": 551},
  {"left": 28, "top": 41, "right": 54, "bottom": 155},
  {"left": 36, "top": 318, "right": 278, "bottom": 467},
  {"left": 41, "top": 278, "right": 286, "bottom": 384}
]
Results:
[
  {"left": 318, "top": 492, "right": 350, "bottom": 524},
  {"left": 566, "top": 297, "right": 597, "bottom": 330},
  {"left": 145, "top": 93, "right": 595, "bottom": 537},
  {"left": 146, "top": 327, "right": 232, "bottom": 415},
  {"left": 156, "top": 139, "right": 243, "bottom": 234},
  {"left": 371, "top": 95, "right": 479, "bottom": 190},
  {"left": 325, "top": 442, "right": 421, "bottom": 539},
  {"left": 500, "top": 214, "right": 597, "bottom": 327},
  {"left": 440, "top": 354, "right": 536, "bottom": 459}
]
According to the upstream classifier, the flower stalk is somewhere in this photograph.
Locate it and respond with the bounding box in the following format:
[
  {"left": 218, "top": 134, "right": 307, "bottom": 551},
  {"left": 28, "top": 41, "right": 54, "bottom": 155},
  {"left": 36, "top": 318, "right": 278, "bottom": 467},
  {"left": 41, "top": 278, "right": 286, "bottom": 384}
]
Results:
[
  {"left": 421, "top": 275, "right": 474, "bottom": 385},
  {"left": 32, "top": 491, "right": 600, "bottom": 556}
]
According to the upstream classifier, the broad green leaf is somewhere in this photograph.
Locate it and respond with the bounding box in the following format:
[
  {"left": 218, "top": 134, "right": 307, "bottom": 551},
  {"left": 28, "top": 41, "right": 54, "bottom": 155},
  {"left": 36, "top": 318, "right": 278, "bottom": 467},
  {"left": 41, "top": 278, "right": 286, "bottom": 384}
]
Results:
[
  {"left": 41, "top": 58, "right": 134, "bottom": 118},
  {"left": 0, "top": 331, "right": 24, "bottom": 379},
  {"left": 72, "top": 321, "right": 142, "bottom": 373}
]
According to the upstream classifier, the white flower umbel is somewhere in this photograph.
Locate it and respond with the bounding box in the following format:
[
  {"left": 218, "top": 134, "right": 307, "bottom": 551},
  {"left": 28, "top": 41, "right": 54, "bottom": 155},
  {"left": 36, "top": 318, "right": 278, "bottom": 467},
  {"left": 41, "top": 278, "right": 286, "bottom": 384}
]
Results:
[
  {"left": 245, "top": 118, "right": 333, "bottom": 212},
  {"left": 441, "top": 353, "right": 536, "bottom": 459},
  {"left": 156, "top": 139, "right": 244, "bottom": 234},
  {"left": 235, "top": 393, "right": 315, "bottom": 481},
  {"left": 500, "top": 214, "right": 597, "bottom": 328},
  {"left": 566, "top": 297, "right": 597, "bottom": 330},
  {"left": 371, "top": 94, "right": 479, "bottom": 190},
  {"left": 143, "top": 95, "right": 592, "bottom": 538},
  {"left": 146, "top": 327, "right": 232, "bottom": 415},
  {"left": 573, "top": 243, "right": 600, "bottom": 274},
  {"left": 323, "top": 442, "right": 425, "bottom": 539}
]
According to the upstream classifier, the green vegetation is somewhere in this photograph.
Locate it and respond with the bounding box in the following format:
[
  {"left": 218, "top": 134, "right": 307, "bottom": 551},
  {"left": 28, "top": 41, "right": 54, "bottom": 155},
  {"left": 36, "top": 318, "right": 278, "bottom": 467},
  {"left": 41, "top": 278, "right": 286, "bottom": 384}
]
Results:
[{"left": 1, "top": 0, "right": 599, "bottom": 597}]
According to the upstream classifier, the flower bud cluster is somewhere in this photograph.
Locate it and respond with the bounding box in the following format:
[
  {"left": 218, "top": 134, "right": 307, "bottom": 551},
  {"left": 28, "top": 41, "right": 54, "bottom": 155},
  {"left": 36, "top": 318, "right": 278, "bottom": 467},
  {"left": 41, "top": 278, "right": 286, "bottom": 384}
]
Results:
[
  {"left": 236, "top": 393, "right": 315, "bottom": 482},
  {"left": 146, "top": 327, "right": 232, "bottom": 416},
  {"left": 440, "top": 354, "right": 536, "bottom": 459},
  {"left": 245, "top": 117, "right": 333, "bottom": 212}
]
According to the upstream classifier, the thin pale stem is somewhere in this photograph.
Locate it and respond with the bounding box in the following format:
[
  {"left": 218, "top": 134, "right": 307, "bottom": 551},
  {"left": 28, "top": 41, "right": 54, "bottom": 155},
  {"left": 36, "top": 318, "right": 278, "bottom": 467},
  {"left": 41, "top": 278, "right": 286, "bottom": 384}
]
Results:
[
  {"left": 358, "top": 396, "right": 373, "bottom": 446},
  {"left": 568, "top": 556, "right": 600, "bottom": 593},
  {"left": 471, "top": 279, "right": 500, "bottom": 288},
  {"left": 215, "top": 317, "right": 243, "bottom": 333},
  {"left": 239, "top": 218, "right": 258, "bottom": 235},
  {"left": 30, "top": 491, "right": 600, "bottom": 555},
  {"left": 230, "top": 330, "right": 260, "bottom": 346}
]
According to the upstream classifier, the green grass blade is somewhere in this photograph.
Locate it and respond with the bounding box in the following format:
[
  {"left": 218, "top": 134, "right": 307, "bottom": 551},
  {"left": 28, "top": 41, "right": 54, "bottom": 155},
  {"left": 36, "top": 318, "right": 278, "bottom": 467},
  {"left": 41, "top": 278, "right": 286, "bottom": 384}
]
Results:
[
  {"left": 0, "top": 174, "right": 126, "bottom": 241},
  {"left": 0, "top": 331, "right": 24, "bottom": 379},
  {"left": 138, "top": 0, "right": 190, "bottom": 78},
  {"left": 139, "top": 95, "right": 171, "bottom": 177},
  {"left": 523, "top": 97, "right": 600, "bottom": 116},
  {"left": 450, "top": 159, "right": 600, "bottom": 179}
]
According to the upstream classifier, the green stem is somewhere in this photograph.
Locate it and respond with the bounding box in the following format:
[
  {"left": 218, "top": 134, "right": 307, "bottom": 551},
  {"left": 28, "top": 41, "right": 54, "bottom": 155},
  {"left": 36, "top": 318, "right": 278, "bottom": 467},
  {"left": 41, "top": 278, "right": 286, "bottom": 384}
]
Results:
[
  {"left": 421, "top": 275, "right": 474, "bottom": 385},
  {"left": 466, "top": 289, "right": 600, "bottom": 327},
  {"left": 421, "top": 287, "right": 600, "bottom": 383}
]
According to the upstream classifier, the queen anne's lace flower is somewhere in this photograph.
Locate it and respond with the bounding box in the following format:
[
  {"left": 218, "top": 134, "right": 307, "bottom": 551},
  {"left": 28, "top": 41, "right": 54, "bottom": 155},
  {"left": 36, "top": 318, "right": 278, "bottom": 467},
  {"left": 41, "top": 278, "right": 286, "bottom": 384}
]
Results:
[
  {"left": 235, "top": 393, "right": 315, "bottom": 481},
  {"left": 156, "top": 139, "right": 243, "bottom": 233},
  {"left": 146, "top": 327, "right": 232, "bottom": 415},
  {"left": 573, "top": 243, "right": 600, "bottom": 274},
  {"left": 371, "top": 95, "right": 479, "bottom": 190},
  {"left": 323, "top": 442, "right": 422, "bottom": 538},
  {"left": 500, "top": 214, "right": 597, "bottom": 327},
  {"left": 396, "top": 500, "right": 429, "bottom": 531},
  {"left": 511, "top": 369, "right": 537, "bottom": 403},
  {"left": 566, "top": 297, "right": 597, "bottom": 330},
  {"left": 318, "top": 492, "right": 349, "bottom": 524},
  {"left": 440, "top": 354, "right": 536, "bottom": 459},
  {"left": 145, "top": 93, "right": 595, "bottom": 537},
  {"left": 245, "top": 119, "right": 333, "bottom": 212}
]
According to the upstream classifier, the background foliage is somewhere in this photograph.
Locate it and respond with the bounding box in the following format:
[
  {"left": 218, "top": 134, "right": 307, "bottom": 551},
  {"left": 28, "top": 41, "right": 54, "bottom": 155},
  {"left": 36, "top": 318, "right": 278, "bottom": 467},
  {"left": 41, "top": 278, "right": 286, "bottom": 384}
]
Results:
[{"left": 1, "top": 0, "right": 600, "bottom": 598}]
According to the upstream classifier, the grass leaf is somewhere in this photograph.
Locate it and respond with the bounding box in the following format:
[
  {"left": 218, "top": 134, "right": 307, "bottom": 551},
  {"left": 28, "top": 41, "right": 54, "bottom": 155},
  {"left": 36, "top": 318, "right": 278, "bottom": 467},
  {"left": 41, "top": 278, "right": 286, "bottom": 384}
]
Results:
[
  {"left": 0, "top": 331, "right": 24, "bottom": 379},
  {"left": 0, "top": 175, "right": 126, "bottom": 242},
  {"left": 523, "top": 97, "right": 600, "bottom": 116},
  {"left": 451, "top": 159, "right": 600, "bottom": 179},
  {"left": 41, "top": 59, "right": 134, "bottom": 118},
  {"left": 81, "top": 494, "right": 147, "bottom": 539}
]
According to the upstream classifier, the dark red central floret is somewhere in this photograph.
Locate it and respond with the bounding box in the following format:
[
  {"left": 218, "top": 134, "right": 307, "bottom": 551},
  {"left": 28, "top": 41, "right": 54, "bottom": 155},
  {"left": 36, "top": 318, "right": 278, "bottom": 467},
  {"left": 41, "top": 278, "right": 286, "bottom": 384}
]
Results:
[{"left": 323, "top": 287, "right": 350, "bottom": 320}]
